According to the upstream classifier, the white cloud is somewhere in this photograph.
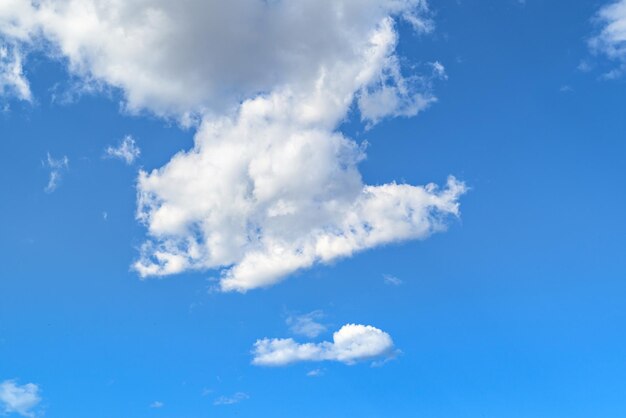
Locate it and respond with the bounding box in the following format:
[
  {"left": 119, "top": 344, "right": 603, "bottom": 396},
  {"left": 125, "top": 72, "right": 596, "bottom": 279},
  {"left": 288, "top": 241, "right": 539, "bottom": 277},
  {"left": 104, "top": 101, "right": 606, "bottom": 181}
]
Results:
[
  {"left": 149, "top": 401, "right": 164, "bottom": 409},
  {"left": 590, "top": 0, "right": 626, "bottom": 58},
  {"left": 287, "top": 311, "right": 327, "bottom": 338},
  {"left": 43, "top": 153, "right": 69, "bottom": 193},
  {"left": 0, "top": 0, "right": 434, "bottom": 120},
  {"left": 213, "top": 392, "right": 249, "bottom": 406},
  {"left": 0, "top": 43, "right": 31, "bottom": 102},
  {"left": 383, "top": 274, "right": 403, "bottom": 286},
  {"left": 105, "top": 135, "right": 140, "bottom": 165},
  {"left": 306, "top": 368, "right": 325, "bottom": 377},
  {"left": 589, "top": 0, "right": 626, "bottom": 76},
  {"left": 252, "top": 324, "right": 395, "bottom": 366},
  {"left": 0, "top": 380, "right": 42, "bottom": 418},
  {"left": 1, "top": 1, "right": 466, "bottom": 291}
]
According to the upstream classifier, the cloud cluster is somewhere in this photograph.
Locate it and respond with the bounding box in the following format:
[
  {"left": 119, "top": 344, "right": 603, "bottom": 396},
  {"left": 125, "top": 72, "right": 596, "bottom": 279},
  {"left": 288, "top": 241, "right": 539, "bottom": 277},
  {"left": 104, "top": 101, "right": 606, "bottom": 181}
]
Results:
[
  {"left": 0, "top": 380, "right": 41, "bottom": 418},
  {"left": 130, "top": 2, "right": 464, "bottom": 291},
  {"left": 0, "top": 1, "right": 465, "bottom": 290},
  {"left": 252, "top": 324, "right": 394, "bottom": 366}
]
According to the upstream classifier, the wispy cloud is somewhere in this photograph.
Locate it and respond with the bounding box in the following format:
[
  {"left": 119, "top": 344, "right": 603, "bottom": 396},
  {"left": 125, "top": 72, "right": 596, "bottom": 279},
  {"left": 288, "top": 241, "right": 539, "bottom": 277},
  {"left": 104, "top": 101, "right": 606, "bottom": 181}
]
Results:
[
  {"left": 0, "top": 44, "right": 32, "bottom": 102},
  {"left": 383, "top": 274, "right": 403, "bottom": 286},
  {"left": 213, "top": 392, "right": 249, "bottom": 406},
  {"left": 0, "top": 380, "right": 42, "bottom": 418},
  {"left": 43, "top": 153, "right": 69, "bottom": 193},
  {"left": 104, "top": 135, "right": 140, "bottom": 165},
  {"left": 149, "top": 401, "right": 164, "bottom": 408},
  {"left": 286, "top": 310, "right": 327, "bottom": 338},
  {"left": 306, "top": 368, "right": 325, "bottom": 377}
]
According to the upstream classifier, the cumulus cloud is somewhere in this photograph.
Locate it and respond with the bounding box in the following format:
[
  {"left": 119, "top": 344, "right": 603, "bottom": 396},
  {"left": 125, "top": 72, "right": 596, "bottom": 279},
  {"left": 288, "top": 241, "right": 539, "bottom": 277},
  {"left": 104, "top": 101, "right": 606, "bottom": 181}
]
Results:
[
  {"left": 0, "top": 1, "right": 466, "bottom": 291},
  {"left": 0, "top": 380, "right": 42, "bottom": 418},
  {"left": 213, "top": 392, "right": 249, "bottom": 406},
  {"left": 287, "top": 311, "right": 327, "bottom": 338},
  {"left": 252, "top": 324, "right": 395, "bottom": 366},
  {"left": 105, "top": 135, "right": 140, "bottom": 165},
  {"left": 43, "top": 153, "right": 69, "bottom": 193},
  {"left": 0, "top": 0, "right": 434, "bottom": 119}
]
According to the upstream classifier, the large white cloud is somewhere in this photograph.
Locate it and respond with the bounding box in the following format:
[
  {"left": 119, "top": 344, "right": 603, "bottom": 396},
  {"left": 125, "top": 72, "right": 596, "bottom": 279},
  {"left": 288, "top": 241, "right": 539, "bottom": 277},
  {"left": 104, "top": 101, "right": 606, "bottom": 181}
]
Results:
[
  {"left": 0, "top": 0, "right": 433, "bottom": 118},
  {"left": 252, "top": 324, "right": 394, "bottom": 366},
  {"left": 0, "top": 380, "right": 41, "bottom": 418},
  {"left": 0, "top": 0, "right": 466, "bottom": 291}
]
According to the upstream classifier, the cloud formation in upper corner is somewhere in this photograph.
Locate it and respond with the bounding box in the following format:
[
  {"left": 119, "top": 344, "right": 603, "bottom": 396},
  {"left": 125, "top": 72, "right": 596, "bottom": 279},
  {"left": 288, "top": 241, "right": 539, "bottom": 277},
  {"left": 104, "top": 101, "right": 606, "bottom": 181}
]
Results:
[
  {"left": 0, "top": 380, "right": 42, "bottom": 418},
  {"left": 105, "top": 135, "right": 141, "bottom": 165},
  {"left": 213, "top": 392, "right": 249, "bottom": 406},
  {"left": 252, "top": 324, "right": 395, "bottom": 366},
  {"left": 0, "top": 0, "right": 434, "bottom": 119},
  {"left": 1, "top": 1, "right": 466, "bottom": 292},
  {"left": 589, "top": 0, "right": 626, "bottom": 76}
]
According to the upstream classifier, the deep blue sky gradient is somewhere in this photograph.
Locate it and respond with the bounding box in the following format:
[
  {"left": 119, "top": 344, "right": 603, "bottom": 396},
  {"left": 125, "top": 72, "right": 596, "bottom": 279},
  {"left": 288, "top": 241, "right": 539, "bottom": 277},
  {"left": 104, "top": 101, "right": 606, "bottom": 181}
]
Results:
[{"left": 1, "top": 1, "right": 625, "bottom": 417}]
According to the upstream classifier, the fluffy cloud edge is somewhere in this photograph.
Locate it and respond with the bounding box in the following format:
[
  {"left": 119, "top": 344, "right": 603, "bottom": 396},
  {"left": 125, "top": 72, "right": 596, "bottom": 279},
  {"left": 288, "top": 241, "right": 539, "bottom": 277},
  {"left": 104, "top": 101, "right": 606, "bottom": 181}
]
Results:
[
  {"left": 252, "top": 324, "right": 395, "bottom": 366},
  {"left": 0, "top": 379, "right": 42, "bottom": 418}
]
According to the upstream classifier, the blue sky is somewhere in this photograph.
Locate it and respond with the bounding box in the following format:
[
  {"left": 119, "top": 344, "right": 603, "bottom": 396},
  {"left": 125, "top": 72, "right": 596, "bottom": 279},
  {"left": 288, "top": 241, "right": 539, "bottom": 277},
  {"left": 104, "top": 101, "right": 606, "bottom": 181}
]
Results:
[{"left": 1, "top": 0, "right": 626, "bottom": 417}]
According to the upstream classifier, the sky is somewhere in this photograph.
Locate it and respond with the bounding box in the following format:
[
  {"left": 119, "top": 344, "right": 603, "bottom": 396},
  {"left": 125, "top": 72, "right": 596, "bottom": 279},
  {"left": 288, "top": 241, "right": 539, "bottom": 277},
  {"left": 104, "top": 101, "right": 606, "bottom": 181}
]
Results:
[{"left": 1, "top": 0, "right": 626, "bottom": 417}]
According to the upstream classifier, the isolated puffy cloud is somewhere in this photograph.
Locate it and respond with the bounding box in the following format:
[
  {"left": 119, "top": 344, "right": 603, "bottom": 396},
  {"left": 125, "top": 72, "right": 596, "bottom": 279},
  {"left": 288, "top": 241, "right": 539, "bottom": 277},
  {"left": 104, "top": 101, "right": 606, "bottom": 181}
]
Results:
[
  {"left": 105, "top": 135, "right": 140, "bottom": 165},
  {"left": 0, "top": 0, "right": 465, "bottom": 290},
  {"left": 0, "top": 380, "right": 41, "bottom": 418},
  {"left": 252, "top": 324, "right": 394, "bottom": 366}
]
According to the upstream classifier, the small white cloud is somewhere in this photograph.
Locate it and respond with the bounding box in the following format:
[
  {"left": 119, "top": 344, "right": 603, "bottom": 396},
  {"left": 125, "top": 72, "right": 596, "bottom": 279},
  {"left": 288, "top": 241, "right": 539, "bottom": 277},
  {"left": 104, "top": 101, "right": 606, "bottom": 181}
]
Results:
[
  {"left": 105, "top": 135, "right": 140, "bottom": 165},
  {"left": 577, "top": 60, "right": 593, "bottom": 72},
  {"left": 430, "top": 61, "right": 447, "bottom": 80},
  {"left": 149, "top": 401, "right": 164, "bottom": 408},
  {"left": 383, "top": 274, "right": 403, "bottom": 286},
  {"left": 286, "top": 311, "right": 327, "bottom": 338},
  {"left": 102, "top": 211, "right": 108, "bottom": 221},
  {"left": 43, "top": 153, "right": 69, "bottom": 193},
  {"left": 213, "top": 392, "right": 249, "bottom": 406},
  {"left": 0, "top": 380, "right": 42, "bottom": 418},
  {"left": 306, "top": 368, "right": 325, "bottom": 377},
  {"left": 252, "top": 324, "right": 395, "bottom": 366}
]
